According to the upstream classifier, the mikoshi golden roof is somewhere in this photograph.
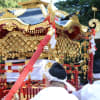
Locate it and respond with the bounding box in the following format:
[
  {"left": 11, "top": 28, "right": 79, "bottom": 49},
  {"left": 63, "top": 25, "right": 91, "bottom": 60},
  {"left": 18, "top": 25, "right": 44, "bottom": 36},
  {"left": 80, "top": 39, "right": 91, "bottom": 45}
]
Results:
[{"left": 0, "top": 1, "right": 90, "bottom": 63}]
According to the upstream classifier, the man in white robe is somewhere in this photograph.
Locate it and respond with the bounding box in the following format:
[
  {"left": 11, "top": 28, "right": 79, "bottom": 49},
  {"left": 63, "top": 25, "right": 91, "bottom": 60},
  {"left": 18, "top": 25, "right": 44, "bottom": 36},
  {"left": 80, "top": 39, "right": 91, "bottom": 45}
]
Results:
[{"left": 30, "top": 62, "right": 78, "bottom": 100}]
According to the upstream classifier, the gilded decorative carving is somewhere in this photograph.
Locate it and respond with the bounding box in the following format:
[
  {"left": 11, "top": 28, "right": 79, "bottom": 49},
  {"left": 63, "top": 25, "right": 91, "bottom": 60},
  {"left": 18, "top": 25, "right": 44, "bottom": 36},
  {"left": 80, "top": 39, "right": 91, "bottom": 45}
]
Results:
[
  {"left": 0, "top": 19, "right": 49, "bottom": 32},
  {"left": 0, "top": 1, "right": 89, "bottom": 66},
  {"left": 56, "top": 35, "right": 81, "bottom": 59},
  {"left": 0, "top": 28, "right": 83, "bottom": 63},
  {"left": 0, "top": 31, "right": 44, "bottom": 59},
  {"left": 81, "top": 25, "right": 89, "bottom": 32},
  {"left": 89, "top": 18, "right": 100, "bottom": 32},
  {"left": 56, "top": 10, "right": 69, "bottom": 17},
  {"left": 0, "top": 9, "right": 16, "bottom": 19}
]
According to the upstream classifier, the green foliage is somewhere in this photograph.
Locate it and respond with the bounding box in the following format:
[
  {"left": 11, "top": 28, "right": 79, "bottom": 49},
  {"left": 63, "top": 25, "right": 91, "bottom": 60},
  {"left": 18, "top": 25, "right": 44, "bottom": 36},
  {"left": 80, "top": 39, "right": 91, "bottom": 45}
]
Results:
[
  {"left": 0, "top": 0, "right": 28, "bottom": 9},
  {"left": 55, "top": 0, "right": 100, "bottom": 26}
]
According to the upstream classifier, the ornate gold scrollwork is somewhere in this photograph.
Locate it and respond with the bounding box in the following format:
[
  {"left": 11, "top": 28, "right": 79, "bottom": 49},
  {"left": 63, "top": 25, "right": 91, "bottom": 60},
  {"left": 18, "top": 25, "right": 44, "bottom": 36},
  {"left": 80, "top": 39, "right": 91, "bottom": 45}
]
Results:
[
  {"left": 0, "top": 19, "right": 49, "bottom": 32},
  {"left": 89, "top": 18, "right": 100, "bottom": 32}
]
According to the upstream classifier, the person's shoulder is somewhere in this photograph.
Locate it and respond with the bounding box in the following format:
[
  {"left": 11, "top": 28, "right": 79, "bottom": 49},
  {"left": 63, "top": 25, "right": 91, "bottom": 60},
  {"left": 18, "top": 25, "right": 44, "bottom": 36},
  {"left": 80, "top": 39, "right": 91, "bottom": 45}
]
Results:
[
  {"left": 81, "top": 83, "right": 92, "bottom": 91},
  {"left": 35, "top": 87, "right": 55, "bottom": 94},
  {"left": 72, "top": 84, "right": 91, "bottom": 99},
  {"left": 30, "top": 88, "right": 48, "bottom": 100}
]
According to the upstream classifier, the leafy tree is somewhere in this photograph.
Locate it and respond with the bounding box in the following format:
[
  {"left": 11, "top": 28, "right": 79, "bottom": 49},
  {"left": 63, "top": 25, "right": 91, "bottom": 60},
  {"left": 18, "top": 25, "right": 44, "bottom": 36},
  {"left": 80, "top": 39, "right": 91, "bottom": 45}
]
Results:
[
  {"left": 55, "top": 0, "right": 100, "bottom": 25},
  {"left": 0, "top": 0, "right": 28, "bottom": 9}
]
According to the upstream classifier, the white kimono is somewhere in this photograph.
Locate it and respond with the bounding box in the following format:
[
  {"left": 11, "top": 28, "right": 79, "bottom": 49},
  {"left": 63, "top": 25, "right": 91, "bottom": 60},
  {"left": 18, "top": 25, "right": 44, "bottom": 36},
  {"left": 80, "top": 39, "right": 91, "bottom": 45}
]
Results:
[
  {"left": 30, "top": 87, "right": 78, "bottom": 100},
  {"left": 73, "top": 80, "right": 100, "bottom": 100}
]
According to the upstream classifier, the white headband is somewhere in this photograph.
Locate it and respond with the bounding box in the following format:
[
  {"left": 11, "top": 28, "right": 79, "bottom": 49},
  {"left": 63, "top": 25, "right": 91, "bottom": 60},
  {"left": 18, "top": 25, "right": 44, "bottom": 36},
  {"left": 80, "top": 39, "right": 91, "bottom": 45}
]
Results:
[{"left": 44, "top": 71, "right": 76, "bottom": 92}]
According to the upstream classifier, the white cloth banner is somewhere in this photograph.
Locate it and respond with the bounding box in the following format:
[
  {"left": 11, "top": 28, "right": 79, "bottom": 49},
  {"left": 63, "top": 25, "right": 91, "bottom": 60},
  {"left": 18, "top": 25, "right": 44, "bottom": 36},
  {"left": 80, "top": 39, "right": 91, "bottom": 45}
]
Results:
[
  {"left": 5, "top": 59, "right": 55, "bottom": 82},
  {"left": 50, "top": 34, "right": 57, "bottom": 49}
]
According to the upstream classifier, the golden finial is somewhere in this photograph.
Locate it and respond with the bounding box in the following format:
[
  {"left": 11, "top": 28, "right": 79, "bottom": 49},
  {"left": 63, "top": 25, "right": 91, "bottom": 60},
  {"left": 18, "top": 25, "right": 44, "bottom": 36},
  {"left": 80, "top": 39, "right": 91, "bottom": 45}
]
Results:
[
  {"left": 92, "top": 6, "right": 98, "bottom": 18},
  {"left": 92, "top": 6, "right": 98, "bottom": 12}
]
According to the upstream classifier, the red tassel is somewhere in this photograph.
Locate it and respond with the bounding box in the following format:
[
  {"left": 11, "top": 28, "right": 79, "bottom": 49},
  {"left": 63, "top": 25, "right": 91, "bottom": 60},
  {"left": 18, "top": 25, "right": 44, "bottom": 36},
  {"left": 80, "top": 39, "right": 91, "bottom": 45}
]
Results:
[{"left": 91, "top": 29, "right": 96, "bottom": 36}]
